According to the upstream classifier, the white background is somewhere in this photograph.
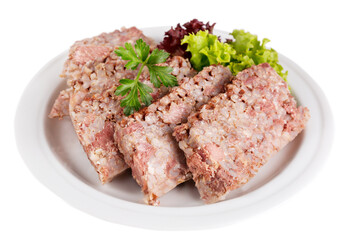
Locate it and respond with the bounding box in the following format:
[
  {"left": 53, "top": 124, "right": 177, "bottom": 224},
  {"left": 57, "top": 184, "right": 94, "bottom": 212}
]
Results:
[{"left": 1, "top": 0, "right": 359, "bottom": 239}]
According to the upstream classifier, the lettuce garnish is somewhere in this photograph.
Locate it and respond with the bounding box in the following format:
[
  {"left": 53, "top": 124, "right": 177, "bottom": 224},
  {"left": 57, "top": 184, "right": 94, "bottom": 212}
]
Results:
[
  {"left": 181, "top": 29, "right": 288, "bottom": 81},
  {"left": 229, "top": 30, "right": 287, "bottom": 80},
  {"left": 181, "top": 30, "right": 235, "bottom": 71},
  {"left": 157, "top": 19, "right": 215, "bottom": 58}
]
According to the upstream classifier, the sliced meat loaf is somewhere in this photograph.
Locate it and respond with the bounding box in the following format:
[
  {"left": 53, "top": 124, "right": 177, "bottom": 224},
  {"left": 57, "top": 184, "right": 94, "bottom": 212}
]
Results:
[
  {"left": 69, "top": 56, "right": 193, "bottom": 183},
  {"left": 174, "top": 63, "right": 310, "bottom": 203},
  {"left": 114, "top": 65, "right": 232, "bottom": 205},
  {"left": 49, "top": 27, "right": 156, "bottom": 118}
]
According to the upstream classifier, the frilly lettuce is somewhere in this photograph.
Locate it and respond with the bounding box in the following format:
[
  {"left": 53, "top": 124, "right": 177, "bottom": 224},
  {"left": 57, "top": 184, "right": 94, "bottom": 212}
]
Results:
[
  {"left": 181, "top": 29, "right": 288, "bottom": 81},
  {"left": 229, "top": 30, "right": 287, "bottom": 80},
  {"left": 181, "top": 31, "right": 235, "bottom": 71}
]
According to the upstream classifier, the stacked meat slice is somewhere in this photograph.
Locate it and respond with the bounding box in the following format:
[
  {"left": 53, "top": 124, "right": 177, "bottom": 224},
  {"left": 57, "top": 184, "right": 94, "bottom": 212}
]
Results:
[
  {"left": 114, "top": 65, "right": 232, "bottom": 205},
  {"left": 49, "top": 27, "right": 156, "bottom": 119},
  {"left": 174, "top": 63, "right": 310, "bottom": 203},
  {"left": 49, "top": 28, "right": 194, "bottom": 183}
]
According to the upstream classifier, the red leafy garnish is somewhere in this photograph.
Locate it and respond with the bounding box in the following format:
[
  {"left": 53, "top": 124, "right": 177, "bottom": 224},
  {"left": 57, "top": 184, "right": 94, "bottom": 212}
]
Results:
[{"left": 157, "top": 19, "right": 216, "bottom": 58}]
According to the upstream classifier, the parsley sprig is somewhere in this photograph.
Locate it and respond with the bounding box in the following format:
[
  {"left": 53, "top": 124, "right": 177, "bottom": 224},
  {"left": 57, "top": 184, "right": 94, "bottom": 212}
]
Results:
[{"left": 114, "top": 39, "right": 178, "bottom": 116}]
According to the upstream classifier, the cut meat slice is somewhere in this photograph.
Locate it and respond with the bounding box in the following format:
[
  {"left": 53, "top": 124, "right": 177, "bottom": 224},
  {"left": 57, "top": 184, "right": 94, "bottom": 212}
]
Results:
[
  {"left": 49, "top": 27, "right": 156, "bottom": 118},
  {"left": 173, "top": 63, "right": 310, "bottom": 203},
  {"left": 48, "top": 88, "right": 72, "bottom": 119},
  {"left": 69, "top": 56, "right": 193, "bottom": 183},
  {"left": 114, "top": 65, "right": 233, "bottom": 205}
]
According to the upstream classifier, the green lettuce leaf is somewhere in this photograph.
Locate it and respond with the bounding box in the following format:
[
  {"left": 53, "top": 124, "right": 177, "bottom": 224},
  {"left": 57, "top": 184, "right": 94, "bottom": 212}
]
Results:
[
  {"left": 181, "top": 29, "right": 288, "bottom": 81},
  {"left": 181, "top": 30, "right": 235, "bottom": 71},
  {"left": 229, "top": 30, "right": 288, "bottom": 81},
  {"left": 200, "top": 39, "right": 236, "bottom": 66}
]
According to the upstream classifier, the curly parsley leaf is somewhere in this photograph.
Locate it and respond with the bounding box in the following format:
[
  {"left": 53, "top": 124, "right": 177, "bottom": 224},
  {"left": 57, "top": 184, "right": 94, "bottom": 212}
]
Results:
[
  {"left": 147, "top": 65, "right": 178, "bottom": 87},
  {"left": 138, "top": 82, "right": 153, "bottom": 106},
  {"left": 114, "top": 79, "right": 135, "bottom": 96},
  {"left": 114, "top": 39, "right": 176, "bottom": 116},
  {"left": 134, "top": 39, "right": 150, "bottom": 62},
  {"left": 114, "top": 42, "right": 141, "bottom": 70},
  {"left": 120, "top": 85, "right": 141, "bottom": 116},
  {"left": 148, "top": 48, "right": 170, "bottom": 65}
]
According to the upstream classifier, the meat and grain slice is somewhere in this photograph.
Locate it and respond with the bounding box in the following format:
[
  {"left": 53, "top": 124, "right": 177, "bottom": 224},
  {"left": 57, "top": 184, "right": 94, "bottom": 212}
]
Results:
[
  {"left": 114, "top": 65, "right": 232, "bottom": 205},
  {"left": 174, "top": 63, "right": 310, "bottom": 204},
  {"left": 69, "top": 56, "right": 193, "bottom": 183},
  {"left": 49, "top": 27, "right": 156, "bottom": 118},
  {"left": 47, "top": 27, "right": 171, "bottom": 183},
  {"left": 49, "top": 88, "right": 72, "bottom": 119}
]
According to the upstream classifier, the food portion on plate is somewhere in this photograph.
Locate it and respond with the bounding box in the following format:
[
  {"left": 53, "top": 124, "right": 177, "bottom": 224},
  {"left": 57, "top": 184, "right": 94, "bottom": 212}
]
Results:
[
  {"left": 114, "top": 65, "right": 232, "bottom": 205},
  {"left": 49, "top": 27, "right": 155, "bottom": 119},
  {"left": 49, "top": 19, "right": 310, "bottom": 205},
  {"left": 49, "top": 27, "right": 194, "bottom": 183},
  {"left": 48, "top": 27, "right": 155, "bottom": 182},
  {"left": 174, "top": 63, "right": 309, "bottom": 203}
]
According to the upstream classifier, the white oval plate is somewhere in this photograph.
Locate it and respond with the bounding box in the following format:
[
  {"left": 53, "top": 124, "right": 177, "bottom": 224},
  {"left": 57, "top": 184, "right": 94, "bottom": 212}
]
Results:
[{"left": 15, "top": 27, "right": 333, "bottom": 230}]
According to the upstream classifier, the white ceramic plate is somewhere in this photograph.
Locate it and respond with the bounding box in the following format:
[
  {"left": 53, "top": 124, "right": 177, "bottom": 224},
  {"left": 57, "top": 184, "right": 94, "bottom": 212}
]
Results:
[{"left": 15, "top": 27, "right": 333, "bottom": 230}]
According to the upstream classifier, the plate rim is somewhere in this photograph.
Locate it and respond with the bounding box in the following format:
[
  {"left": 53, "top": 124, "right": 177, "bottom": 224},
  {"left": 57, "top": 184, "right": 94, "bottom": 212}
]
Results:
[{"left": 14, "top": 27, "right": 334, "bottom": 230}]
